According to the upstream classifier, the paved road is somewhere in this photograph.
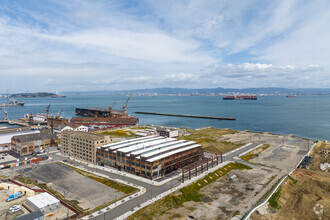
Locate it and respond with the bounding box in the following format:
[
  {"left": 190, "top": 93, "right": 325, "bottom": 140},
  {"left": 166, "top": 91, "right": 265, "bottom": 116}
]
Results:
[{"left": 47, "top": 143, "right": 261, "bottom": 220}]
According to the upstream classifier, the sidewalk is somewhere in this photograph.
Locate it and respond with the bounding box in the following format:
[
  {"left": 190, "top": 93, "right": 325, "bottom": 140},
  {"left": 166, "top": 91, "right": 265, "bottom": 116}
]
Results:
[
  {"left": 57, "top": 153, "right": 182, "bottom": 186},
  {"left": 114, "top": 161, "right": 230, "bottom": 220}
]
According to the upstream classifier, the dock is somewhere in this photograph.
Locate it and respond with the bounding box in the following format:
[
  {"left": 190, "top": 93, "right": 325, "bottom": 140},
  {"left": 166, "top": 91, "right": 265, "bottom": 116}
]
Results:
[{"left": 133, "top": 112, "right": 236, "bottom": 120}]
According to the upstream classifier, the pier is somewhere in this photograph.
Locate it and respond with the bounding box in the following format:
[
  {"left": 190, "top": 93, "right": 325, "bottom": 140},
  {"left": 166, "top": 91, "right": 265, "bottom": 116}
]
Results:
[{"left": 133, "top": 112, "right": 236, "bottom": 120}]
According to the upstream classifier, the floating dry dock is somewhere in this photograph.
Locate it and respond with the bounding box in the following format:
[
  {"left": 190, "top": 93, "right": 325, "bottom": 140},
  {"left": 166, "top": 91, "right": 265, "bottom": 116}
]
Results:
[{"left": 133, "top": 112, "right": 236, "bottom": 120}]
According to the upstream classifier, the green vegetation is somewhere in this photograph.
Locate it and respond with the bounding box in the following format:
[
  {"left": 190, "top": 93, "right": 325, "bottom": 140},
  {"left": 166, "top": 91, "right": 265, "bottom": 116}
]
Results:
[
  {"left": 129, "top": 162, "right": 251, "bottom": 220},
  {"left": 269, "top": 188, "right": 282, "bottom": 209},
  {"left": 240, "top": 144, "right": 270, "bottom": 163},
  {"left": 130, "top": 126, "right": 151, "bottom": 130},
  {"left": 59, "top": 162, "right": 138, "bottom": 194},
  {"left": 97, "top": 129, "right": 135, "bottom": 138},
  {"left": 288, "top": 176, "right": 298, "bottom": 184},
  {"left": 178, "top": 128, "right": 242, "bottom": 154},
  {"left": 9, "top": 92, "right": 56, "bottom": 98},
  {"left": 16, "top": 163, "right": 138, "bottom": 215},
  {"left": 15, "top": 175, "right": 84, "bottom": 212}
]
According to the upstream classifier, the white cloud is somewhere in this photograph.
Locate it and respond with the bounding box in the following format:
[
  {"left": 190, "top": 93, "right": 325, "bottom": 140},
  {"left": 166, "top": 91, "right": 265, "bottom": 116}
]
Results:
[{"left": 1, "top": 0, "right": 330, "bottom": 91}]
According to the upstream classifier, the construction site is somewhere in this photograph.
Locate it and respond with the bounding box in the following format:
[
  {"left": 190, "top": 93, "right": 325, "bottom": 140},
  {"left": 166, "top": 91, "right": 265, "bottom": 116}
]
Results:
[
  {"left": 129, "top": 129, "right": 315, "bottom": 219},
  {"left": 251, "top": 141, "right": 330, "bottom": 220}
]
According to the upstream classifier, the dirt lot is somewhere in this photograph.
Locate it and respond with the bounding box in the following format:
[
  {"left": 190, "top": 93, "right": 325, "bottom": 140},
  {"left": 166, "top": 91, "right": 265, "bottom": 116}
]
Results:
[
  {"left": 0, "top": 187, "right": 75, "bottom": 220},
  {"left": 135, "top": 131, "right": 314, "bottom": 219},
  {"left": 223, "top": 131, "right": 312, "bottom": 172},
  {"left": 23, "top": 162, "right": 124, "bottom": 210},
  {"left": 252, "top": 141, "right": 330, "bottom": 220},
  {"left": 0, "top": 189, "right": 29, "bottom": 220},
  {"left": 159, "top": 168, "right": 277, "bottom": 220}
]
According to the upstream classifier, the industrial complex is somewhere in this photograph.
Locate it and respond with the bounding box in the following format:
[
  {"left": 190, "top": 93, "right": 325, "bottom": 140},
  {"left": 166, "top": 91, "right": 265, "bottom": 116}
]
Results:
[{"left": 97, "top": 135, "right": 203, "bottom": 179}]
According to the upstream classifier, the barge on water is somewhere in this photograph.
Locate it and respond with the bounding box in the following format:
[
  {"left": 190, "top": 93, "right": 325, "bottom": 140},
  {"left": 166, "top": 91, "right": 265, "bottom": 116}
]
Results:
[
  {"left": 223, "top": 95, "right": 257, "bottom": 100},
  {"left": 0, "top": 99, "right": 25, "bottom": 107}
]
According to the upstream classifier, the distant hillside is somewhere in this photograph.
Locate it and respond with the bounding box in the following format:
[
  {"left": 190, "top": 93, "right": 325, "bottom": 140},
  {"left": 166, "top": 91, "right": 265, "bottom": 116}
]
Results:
[
  {"left": 62, "top": 87, "right": 330, "bottom": 96},
  {"left": 9, "top": 92, "right": 56, "bottom": 98}
]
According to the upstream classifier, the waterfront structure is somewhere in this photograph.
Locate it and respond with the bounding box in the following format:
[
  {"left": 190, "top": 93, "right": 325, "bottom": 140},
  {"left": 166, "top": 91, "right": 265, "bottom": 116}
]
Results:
[
  {"left": 0, "top": 128, "right": 40, "bottom": 152},
  {"left": 11, "top": 132, "right": 58, "bottom": 156},
  {"left": 70, "top": 117, "right": 139, "bottom": 126},
  {"left": 61, "top": 131, "right": 112, "bottom": 163},
  {"left": 97, "top": 136, "right": 203, "bottom": 179}
]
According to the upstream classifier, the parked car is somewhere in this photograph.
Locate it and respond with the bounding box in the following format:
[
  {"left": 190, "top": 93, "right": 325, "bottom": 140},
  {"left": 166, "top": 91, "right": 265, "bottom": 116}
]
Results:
[{"left": 10, "top": 205, "right": 21, "bottom": 212}]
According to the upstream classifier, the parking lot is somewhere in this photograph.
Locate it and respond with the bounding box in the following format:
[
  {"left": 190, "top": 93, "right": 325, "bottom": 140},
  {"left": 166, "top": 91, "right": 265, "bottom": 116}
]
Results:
[{"left": 24, "top": 162, "right": 125, "bottom": 210}]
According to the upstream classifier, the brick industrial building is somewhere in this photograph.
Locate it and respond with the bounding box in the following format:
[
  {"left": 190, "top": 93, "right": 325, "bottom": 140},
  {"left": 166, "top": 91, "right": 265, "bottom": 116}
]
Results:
[
  {"left": 11, "top": 132, "right": 58, "bottom": 156},
  {"left": 97, "top": 136, "right": 203, "bottom": 179},
  {"left": 61, "top": 131, "right": 112, "bottom": 163}
]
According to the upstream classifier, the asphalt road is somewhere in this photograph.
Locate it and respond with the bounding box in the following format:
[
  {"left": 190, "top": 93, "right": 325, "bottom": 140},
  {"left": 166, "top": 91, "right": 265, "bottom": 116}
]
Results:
[{"left": 46, "top": 143, "right": 261, "bottom": 219}]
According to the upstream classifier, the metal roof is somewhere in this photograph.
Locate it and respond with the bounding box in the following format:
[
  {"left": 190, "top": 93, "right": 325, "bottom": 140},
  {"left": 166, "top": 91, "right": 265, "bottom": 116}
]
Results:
[
  {"left": 27, "top": 192, "right": 59, "bottom": 209},
  {"left": 0, "top": 130, "right": 40, "bottom": 144},
  {"left": 147, "top": 144, "right": 201, "bottom": 162},
  {"left": 118, "top": 138, "right": 175, "bottom": 154},
  {"left": 109, "top": 136, "right": 163, "bottom": 150},
  {"left": 100, "top": 135, "right": 157, "bottom": 149},
  {"left": 140, "top": 141, "right": 196, "bottom": 159},
  {"left": 130, "top": 140, "right": 185, "bottom": 156}
]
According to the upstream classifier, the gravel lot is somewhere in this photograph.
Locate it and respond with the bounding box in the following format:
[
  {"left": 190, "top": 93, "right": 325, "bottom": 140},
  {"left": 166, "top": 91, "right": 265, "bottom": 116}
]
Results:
[{"left": 24, "top": 162, "right": 124, "bottom": 210}]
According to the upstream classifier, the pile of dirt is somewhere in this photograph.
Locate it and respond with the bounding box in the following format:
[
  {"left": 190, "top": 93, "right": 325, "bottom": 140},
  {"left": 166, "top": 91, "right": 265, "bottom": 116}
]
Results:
[
  {"left": 309, "top": 141, "right": 330, "bottom": 171},
  {"left": 270, "top": 172, "right": 330, "bottom": 219},
  {"left": 252, "top": 141, "right": 330, "bottom": 220}
]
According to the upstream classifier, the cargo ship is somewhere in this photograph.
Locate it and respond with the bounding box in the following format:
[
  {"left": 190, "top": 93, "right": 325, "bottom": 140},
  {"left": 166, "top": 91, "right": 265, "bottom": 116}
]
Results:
[
  {"left": 223, "top": 95, "right": 257, "bottom": 100},
  {"left": 286, "top": 95, "right": 298, "bottom": 98},
  {"left": 0, "top": 99, "right": 25, "bottom": 107}
]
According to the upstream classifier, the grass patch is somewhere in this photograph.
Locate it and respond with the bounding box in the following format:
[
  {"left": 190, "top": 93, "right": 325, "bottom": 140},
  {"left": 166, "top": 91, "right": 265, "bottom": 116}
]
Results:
[
  {"left": 15, "top": 175, "right": 84, "bottom": 212},
  {"left": 129, "top": 162, "right": 251, "bottom": 220},
  {"left": 97, "top": 129, "right": 135, "bottom": 138},
  {"left": 130, "top": 126, "right": 151, "bottom": 130},
  {"left": 288, "top": 176, "right": 298, "bottom": 184},
  {"left": 16, "top": 163, "right": 138, "bottom": 216},
  {"left": 59, "top": 162, "right": 138, "bottom": 195},
  {"left": 240, "top": 144, "right": 270, "bottom": 162},
  {"left": 178, "top": 128, "right": 242, "bottom": 154},
  {"left": 269, "top": 188, "right": 282, "bottom": 209}
]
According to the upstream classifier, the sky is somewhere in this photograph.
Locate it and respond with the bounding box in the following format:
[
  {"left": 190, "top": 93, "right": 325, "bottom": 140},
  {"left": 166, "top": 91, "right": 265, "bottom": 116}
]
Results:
[{"left": 1, "top": 0, "right": 330, "bottom": 92}]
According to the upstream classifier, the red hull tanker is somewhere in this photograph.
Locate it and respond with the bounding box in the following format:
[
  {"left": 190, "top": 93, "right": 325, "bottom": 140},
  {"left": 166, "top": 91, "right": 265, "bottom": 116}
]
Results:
[{"left": 223, "top": 95, "right": 257, "bottom": 100}]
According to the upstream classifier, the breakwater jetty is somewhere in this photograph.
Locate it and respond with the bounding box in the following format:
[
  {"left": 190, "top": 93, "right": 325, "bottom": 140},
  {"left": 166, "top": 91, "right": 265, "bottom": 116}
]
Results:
[{"left": 133, "top": 112, "right": 236, "bottom": 120}]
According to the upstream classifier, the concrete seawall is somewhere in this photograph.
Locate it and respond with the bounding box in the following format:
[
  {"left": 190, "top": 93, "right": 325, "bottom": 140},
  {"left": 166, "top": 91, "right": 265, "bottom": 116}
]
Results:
[{"left": 133, "top": 112, "right": 236, "bottom": 120}]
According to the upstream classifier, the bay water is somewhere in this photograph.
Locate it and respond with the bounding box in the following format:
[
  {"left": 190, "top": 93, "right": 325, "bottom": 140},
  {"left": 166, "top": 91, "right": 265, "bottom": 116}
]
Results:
[{"left": 1, "top": 95, "right": 329, "bottom": 141}]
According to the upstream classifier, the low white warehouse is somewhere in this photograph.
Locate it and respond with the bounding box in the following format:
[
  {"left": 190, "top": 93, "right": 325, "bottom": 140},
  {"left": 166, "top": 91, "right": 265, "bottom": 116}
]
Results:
[{"left": 26, "top": 192, "right": 61, "bottom": 214}]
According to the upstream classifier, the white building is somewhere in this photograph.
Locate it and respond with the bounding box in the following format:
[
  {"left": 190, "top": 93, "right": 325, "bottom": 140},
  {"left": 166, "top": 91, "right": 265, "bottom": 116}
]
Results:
[
  {"left": 26, "top": 192, "right": 61, "bottom": 214},
  {"left": 74, "top": 125, "right": 89, "bottom": 132},
  {"left": 156, "top": 127, "right": 179, "bottom": 138},
  {"left": 60, "top": 125, "right": 88, "bottom": 133}
]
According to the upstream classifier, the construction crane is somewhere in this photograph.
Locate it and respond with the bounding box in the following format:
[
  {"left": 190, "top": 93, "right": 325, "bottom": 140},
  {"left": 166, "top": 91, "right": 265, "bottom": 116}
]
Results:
[
  {"left": 3, "top": 105, "right": 8, "bottom": 121},
  {"left": 45, "top": 103, "right": 51, "bottom": 119},
  {"left": 56, "top": 109, "right": 62, "bottom": 119},
  {"left": 123, "top": 95, "right": 131, "bottom": 117}
]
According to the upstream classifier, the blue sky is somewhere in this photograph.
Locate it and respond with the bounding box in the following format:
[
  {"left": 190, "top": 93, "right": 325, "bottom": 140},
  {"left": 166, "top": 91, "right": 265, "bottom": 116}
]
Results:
[{"left": 1, "top": 0, "right": 329, "bottom": 92}]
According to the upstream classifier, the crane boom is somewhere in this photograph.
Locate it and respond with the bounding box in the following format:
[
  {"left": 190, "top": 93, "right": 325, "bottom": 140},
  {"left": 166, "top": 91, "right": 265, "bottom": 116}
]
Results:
[{"left": 124, "top": 95, "right": 131, "bottom": 108}]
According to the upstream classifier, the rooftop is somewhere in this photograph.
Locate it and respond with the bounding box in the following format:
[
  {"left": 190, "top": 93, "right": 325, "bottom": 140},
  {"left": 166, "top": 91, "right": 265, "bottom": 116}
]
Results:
[
  {"left": 27, "top": 192, "right": 59, "bottom": 208},
  {"left": 62, "top": 130, "right": 107, "bottom": 141},
  {"left": 0, "top": 130, "right": 40, "bottom": 144},
  {"left": 12, "top": 132, "right": 57, "bottom": 142}
]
